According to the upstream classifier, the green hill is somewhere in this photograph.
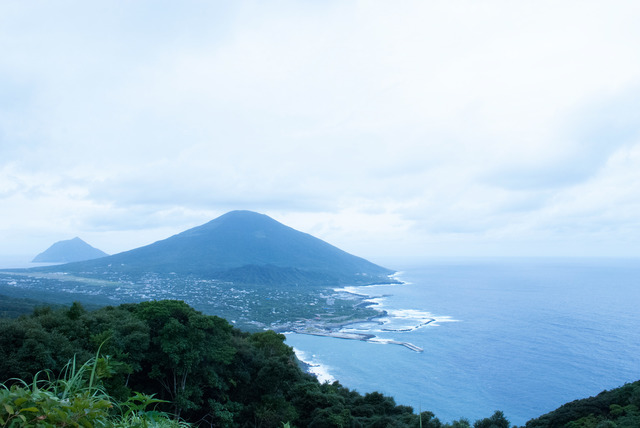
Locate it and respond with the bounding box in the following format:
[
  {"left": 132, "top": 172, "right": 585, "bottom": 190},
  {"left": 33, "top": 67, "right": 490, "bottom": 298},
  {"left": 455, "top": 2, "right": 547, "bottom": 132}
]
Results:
[
  {"left": 39, "top": 210, "right": 396, "bottom": 287},
  {"left": 522, "top": 380, "right": 640, "bottom": 427}
]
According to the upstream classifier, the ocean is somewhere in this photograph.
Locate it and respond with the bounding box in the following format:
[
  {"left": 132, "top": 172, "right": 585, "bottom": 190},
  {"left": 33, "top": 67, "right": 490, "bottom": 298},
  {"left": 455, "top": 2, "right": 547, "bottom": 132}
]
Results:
[{"left": 285, "top": 258, "right": 640, "bottom": 426}]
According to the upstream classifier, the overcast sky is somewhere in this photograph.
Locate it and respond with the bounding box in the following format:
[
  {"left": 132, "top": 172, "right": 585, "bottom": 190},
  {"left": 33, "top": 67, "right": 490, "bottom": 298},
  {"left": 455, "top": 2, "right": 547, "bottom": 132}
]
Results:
[{"left": 1, "top": 1, "right": 640, "bottom": 264}]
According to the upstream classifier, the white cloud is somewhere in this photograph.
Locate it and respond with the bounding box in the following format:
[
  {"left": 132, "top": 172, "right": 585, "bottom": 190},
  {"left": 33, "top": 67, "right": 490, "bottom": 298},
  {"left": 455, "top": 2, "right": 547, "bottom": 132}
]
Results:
[{"left": 1, "top": 1, "right": 640, "bottom": 259}]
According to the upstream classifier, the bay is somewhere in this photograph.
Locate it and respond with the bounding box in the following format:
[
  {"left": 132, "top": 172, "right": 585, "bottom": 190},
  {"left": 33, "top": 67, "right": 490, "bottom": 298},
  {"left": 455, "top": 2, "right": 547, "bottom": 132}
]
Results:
[{"left": 285, "top": 258, "right": 640, "bottom": 426}]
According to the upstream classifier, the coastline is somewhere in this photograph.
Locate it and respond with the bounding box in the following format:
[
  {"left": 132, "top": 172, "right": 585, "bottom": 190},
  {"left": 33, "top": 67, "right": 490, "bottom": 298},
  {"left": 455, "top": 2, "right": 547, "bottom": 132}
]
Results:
[
  {"left": 293, "top": 329, "right": 424, "bottom": 353},
  {"left": 285, "top": 275, "right": 426, "bottom": 353}
]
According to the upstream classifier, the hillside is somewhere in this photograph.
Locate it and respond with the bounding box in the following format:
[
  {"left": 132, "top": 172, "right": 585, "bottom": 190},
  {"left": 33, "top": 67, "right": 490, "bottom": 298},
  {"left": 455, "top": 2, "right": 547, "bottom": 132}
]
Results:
[
  {"left": 32, "top": 237, "right": 108, "bottom": 263},
  {"left": 523, "top": 380, "right": 640, "bottom": 427},
  {"left": 41, "top": 210, "right": 396, "bottom": 287}
]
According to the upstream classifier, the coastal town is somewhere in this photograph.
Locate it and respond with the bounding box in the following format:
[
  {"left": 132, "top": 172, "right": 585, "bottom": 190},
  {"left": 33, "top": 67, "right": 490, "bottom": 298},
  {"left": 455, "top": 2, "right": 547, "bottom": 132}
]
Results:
[{"left": 0, "top": 268, "right": 427, "bottom": 351}]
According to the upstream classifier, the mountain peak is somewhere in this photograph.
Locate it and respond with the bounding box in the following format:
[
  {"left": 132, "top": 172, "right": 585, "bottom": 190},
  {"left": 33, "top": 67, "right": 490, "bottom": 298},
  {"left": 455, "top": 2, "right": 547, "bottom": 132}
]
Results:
[
  {"left": 203, "top": 210, "right": 275, "bottom": 228},
  {"left": 220, "top": 210, "right": 267, "bottom": 218}
]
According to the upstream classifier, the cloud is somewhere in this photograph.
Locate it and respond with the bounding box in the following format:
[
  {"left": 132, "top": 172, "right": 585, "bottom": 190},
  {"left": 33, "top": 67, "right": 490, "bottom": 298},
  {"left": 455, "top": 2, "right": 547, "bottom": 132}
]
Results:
[
  {"left": 536, "top": 144, "right": 640, "bottom": 234},
  {"left": 483, "top": 88, "right": 640, "bottom": 190},
  {"left": 1, "top": 1, "right": 640, "bottom": 258}
]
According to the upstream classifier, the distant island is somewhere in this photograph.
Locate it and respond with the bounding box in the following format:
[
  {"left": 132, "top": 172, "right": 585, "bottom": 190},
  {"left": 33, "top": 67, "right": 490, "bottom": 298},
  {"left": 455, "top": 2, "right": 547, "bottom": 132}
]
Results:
[{"left": 32, "top": 236, "right": 108, "bottom": 263}]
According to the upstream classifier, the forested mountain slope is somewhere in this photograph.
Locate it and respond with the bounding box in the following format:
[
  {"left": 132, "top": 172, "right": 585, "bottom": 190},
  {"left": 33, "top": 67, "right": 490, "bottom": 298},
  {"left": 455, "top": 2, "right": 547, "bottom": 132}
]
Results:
[{"left": 523, "top": 380, "right": 640, "bottom": 428}]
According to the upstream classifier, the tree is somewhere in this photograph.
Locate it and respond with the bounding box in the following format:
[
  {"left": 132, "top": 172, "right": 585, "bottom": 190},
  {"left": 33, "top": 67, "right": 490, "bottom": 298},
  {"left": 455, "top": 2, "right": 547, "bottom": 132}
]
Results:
[
  {"left": 473, "top": 410, "right": 510, "bottom": 428},
  {"left": 128, "top": 300, "right": 236, "bottom": 419}
]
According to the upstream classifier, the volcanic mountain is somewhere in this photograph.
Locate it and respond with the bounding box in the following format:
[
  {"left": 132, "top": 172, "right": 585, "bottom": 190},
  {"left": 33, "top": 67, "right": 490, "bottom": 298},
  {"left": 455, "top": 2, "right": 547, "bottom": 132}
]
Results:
[
  {"left": 32, "top": 237, "right": 108, "bottom": 263},
  {"left": 48, "top": 211, "right": 396, "bottom": 286}
]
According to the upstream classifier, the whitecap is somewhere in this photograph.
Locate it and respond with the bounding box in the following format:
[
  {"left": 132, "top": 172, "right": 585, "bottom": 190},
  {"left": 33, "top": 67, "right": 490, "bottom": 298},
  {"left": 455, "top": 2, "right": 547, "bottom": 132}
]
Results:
[{"left": 292, "top": 347, "right": 336, "bottom": 383}]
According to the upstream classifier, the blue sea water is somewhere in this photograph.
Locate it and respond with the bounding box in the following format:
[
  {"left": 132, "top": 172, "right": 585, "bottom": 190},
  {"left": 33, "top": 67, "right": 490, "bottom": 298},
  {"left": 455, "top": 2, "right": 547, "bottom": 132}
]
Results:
[{"left": 285, "top": 258, "right": 640, "bottom": 426}]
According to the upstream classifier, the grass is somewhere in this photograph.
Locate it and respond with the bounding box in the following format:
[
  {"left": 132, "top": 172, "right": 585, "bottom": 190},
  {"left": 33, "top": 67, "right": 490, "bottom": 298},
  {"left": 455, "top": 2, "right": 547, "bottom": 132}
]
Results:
[{"left": 0, "top": 350, "right": 189, "bottom": 427}]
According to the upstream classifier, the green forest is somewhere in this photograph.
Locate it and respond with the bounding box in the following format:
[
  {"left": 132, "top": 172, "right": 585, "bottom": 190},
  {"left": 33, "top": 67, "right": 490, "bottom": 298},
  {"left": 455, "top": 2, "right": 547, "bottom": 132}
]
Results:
[{"left": 0, "top": 300, "right": 638, "bottom": 427}]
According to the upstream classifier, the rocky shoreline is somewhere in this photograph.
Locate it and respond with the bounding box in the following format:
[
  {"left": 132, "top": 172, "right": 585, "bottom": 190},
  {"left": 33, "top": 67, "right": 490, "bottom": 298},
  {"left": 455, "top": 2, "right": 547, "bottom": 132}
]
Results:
[
  {"left": 293, "top": 327, "right": 424, "bottom": 353},
  {"left": 281, "top": 279, "right": 426, "bottom": 353},
  {"left": 285, "top": 310, "right": 425, "bottom": 353}
]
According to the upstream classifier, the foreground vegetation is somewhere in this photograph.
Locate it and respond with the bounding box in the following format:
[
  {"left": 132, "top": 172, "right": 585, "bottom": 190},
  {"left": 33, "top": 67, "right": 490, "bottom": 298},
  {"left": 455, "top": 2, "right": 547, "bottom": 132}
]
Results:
[
  {"left": 0, "top": 300, "right": 637, "bottom": 427},
  {"left": 0, "top": 355, "right": 186, "bottom": 427},
  {"left": 0, "top": 300, "right": 504, "bottom": 427}
]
